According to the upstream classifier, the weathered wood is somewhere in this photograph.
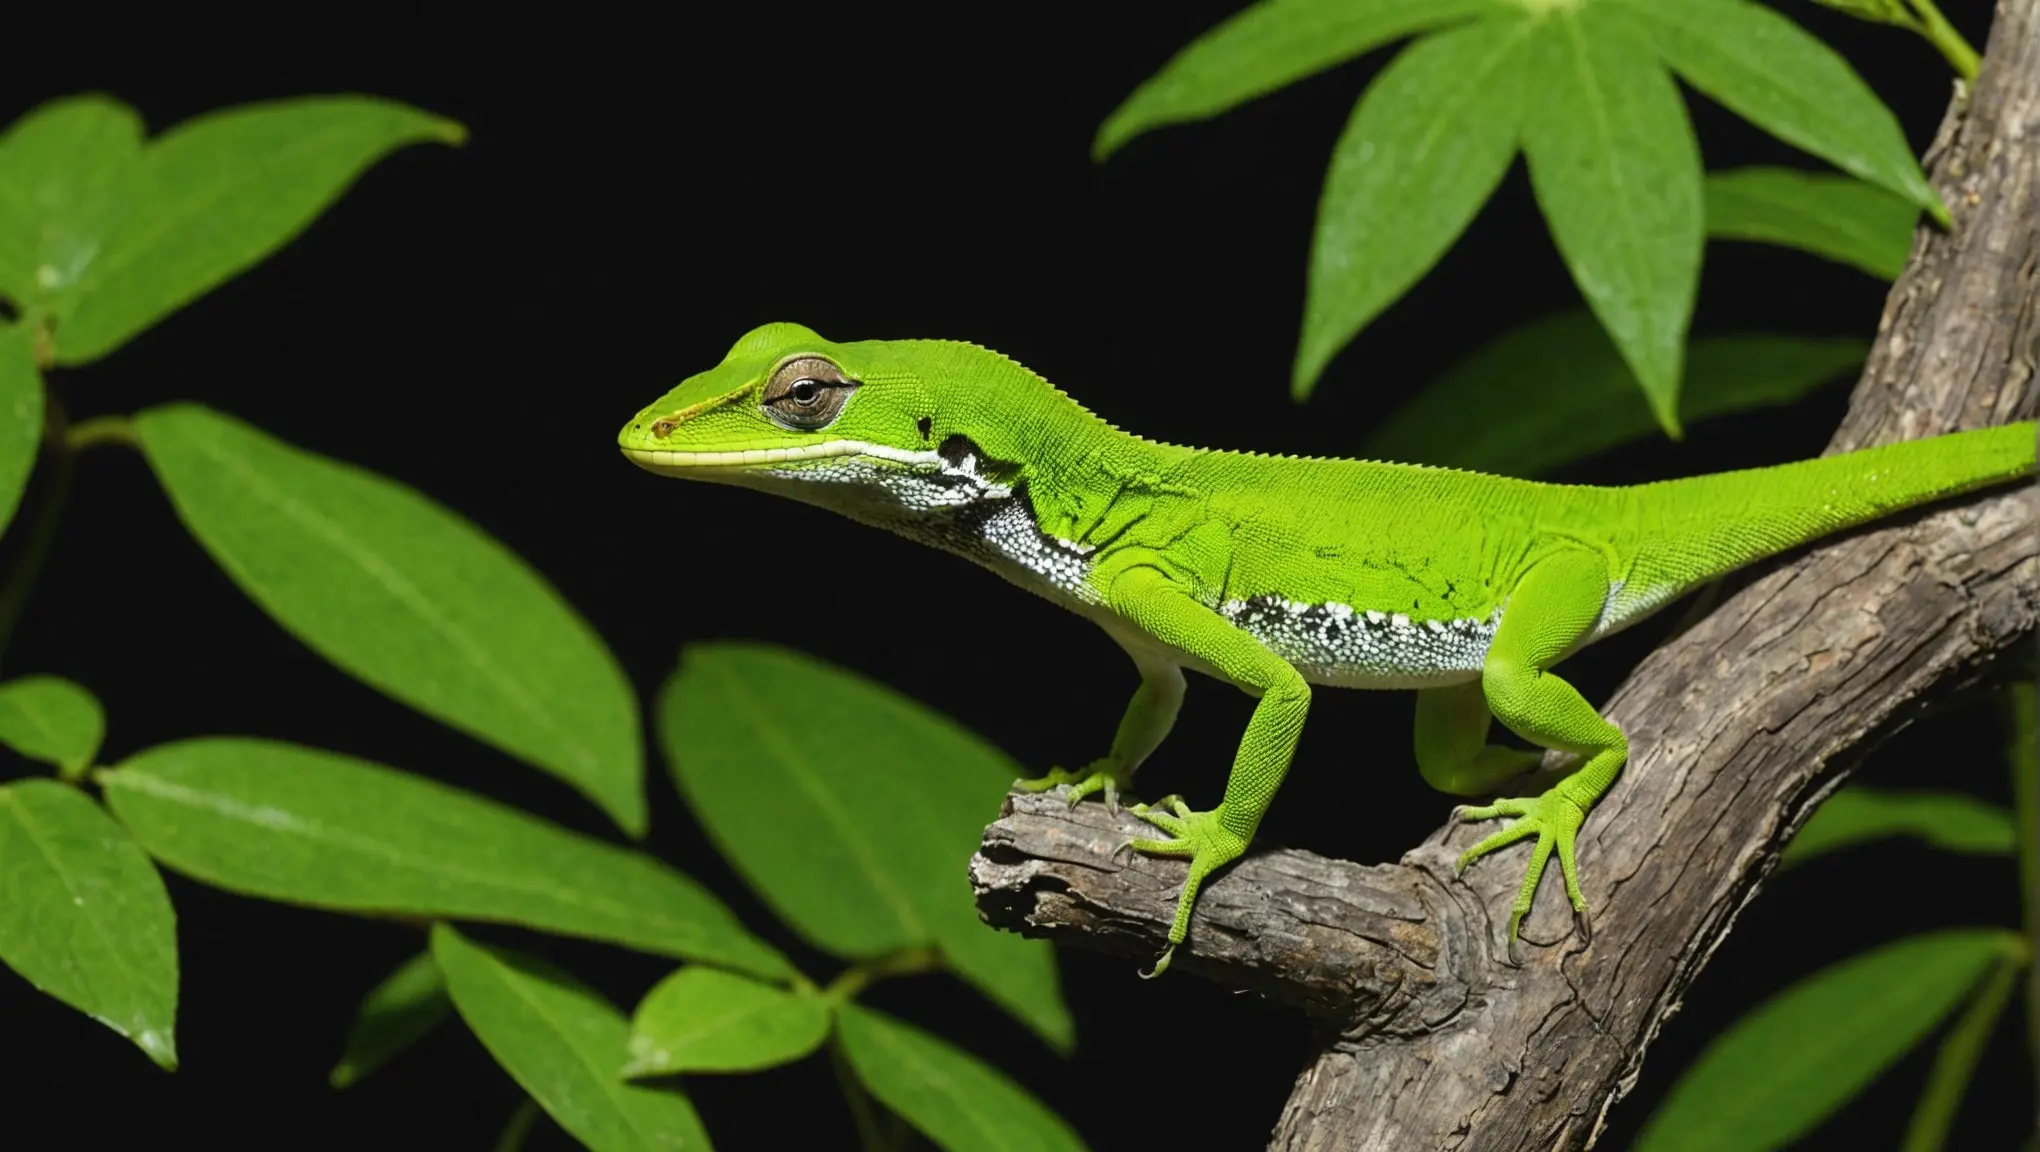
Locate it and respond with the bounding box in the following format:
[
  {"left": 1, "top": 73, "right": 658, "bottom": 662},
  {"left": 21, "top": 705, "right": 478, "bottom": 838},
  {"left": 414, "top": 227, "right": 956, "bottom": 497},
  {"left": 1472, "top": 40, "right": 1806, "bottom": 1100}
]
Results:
[{"left": 970, "top": 2, "right": 2040, "bottom": 1146}]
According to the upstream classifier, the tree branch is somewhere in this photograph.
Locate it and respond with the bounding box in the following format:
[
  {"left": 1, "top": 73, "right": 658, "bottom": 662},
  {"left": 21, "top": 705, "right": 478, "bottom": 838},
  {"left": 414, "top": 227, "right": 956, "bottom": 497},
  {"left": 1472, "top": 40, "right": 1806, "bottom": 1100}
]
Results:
[{"left": 970, "top": 1, "right": 2040, "bottom": 1146}]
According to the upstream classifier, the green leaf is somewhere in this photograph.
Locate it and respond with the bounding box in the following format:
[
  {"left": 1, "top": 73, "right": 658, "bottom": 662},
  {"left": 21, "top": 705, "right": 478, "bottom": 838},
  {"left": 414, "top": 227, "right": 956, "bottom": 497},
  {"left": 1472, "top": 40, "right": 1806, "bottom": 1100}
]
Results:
[
  {"left": 100, "top": 738, "right": 790, "bottom": 981},
  {"left": 0, "top": 95, "right": 145, "bottom": 318},
  {"left": 1293, "top": 15, "right": 1534, "bottom": 399},
  {"left": 1810, "top": 0, "right": 1923, "bottom": 30},
  {"left": 657, "top": 642, "right": 1072, "bottom": 1051},
  {"left": 432, "top": 925, "right": 713, "bottom": 1152},
  {"left": 1783, "top": 786, "right": 2017, "bottom": 866},
  {"left": 1902, "top": 947, "right": 2023, "bottom": 1152},
  {"left": 1706, "top": 167, "right": 1916, "bottom": 280},
  {"left": 1092, "top": 0, "right": 1498, "bottom": 161},
  {"left": 133, "top": 403, "right": 644, "bottom": 834},
  {"left": 623, "top": 966, "right": 829, "bottom": 1077},
  {"left": 0, "top": 323, "right": 43, "bottom": 538},
  {"left": 329, "top": 951, "right": 452, "bottom": 1088},
  {"left": 1520, "top": 6, "right": 1703, "bottom": 437},
  {"left": 1634, "top": 929, "right": 2013, "bottom": 1152},
  {"left": 53, "top": 96, "right": 464, "bottom": 365},
  {"left": 0, "top": 675, "right": 106, "bottom": 776},
  {"left": 1617, "top": 0, "right": 1943, "bottom": 221},
  {"left": 1362, "top": 309, "right": 1865, "bottom": 476},
  {"left": 836, "top": 1004, "right": 1088, "bottom": 1152},
  {"left": 0, "top": 780, "right": 177, "bottom": 1069}
]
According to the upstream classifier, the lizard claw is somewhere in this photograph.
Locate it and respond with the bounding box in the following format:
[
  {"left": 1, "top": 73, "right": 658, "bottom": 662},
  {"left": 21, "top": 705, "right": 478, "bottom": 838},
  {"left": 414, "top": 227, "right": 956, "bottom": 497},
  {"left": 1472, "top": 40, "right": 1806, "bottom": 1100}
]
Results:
[
  {"left": 1457, "top": 785, "right": 1594, "bottom": 965},
  {"left": 1014, "top": 761, "right": 1133, "bottom": 812},
  {"left": 1138, "top": 943, "right": 1176, "bottom": 980}
]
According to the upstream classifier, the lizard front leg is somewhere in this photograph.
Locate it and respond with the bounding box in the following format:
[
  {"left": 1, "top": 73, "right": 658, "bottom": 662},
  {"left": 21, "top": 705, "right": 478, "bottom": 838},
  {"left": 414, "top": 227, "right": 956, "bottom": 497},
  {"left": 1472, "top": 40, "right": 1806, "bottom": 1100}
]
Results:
[
  {"left": 1104, "top": 564, "right": 1310, "bottom": 978},
  {"left": 1453, "top": 549, "right": 1626, "bottom": 963},
  {"left": 1015, "top": 621, "right": 1186, "bottom": 813}
]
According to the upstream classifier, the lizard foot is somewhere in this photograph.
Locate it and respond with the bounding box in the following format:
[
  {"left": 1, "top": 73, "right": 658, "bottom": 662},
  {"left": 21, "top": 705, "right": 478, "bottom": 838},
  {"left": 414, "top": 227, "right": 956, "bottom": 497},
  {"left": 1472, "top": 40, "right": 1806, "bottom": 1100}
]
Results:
[
  {"left": 1122, "top": 798, "right": 1246, "bottom": 979},
  {"left": 1454, "top": 784, "right": 1592, "bottom": 966},
  {"left": 1013, "top": 759, "right": 1132, "bottom": 813}
]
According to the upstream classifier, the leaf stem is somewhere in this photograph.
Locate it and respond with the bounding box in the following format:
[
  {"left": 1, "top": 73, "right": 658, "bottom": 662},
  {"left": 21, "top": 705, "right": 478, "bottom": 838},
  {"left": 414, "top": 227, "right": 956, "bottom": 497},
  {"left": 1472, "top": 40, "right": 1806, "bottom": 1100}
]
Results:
[
  {"left": 1904, "top": 0, "right": 1980, "bottom": 80},
  {"left": 1899, "top": 936, "right": 2026, "bottom": 1152},
  {"left": 0, "top": 398, "right": 79, "bottom": 671},
  {"left": 823, "top": 945, "right": 942, "bottom": 1004},
  {"left": 831, "top": 1034, "right": 893, "bottom": 1152},
  {"left": 64, "top": 413, "right": 139, "bottom": 454},
  {"left": 2006, "top": 683, "right": 2040, "bottom": 1140},
  {"left": 491, "top": 1097, "right": 542, "bottom": 1152}
]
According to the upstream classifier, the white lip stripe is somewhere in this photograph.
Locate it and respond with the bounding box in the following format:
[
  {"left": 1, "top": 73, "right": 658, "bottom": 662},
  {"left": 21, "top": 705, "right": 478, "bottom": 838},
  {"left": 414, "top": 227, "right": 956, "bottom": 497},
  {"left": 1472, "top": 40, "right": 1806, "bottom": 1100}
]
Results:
[{"left": 621, "top": 440, "right": 946, "bottom": 469}]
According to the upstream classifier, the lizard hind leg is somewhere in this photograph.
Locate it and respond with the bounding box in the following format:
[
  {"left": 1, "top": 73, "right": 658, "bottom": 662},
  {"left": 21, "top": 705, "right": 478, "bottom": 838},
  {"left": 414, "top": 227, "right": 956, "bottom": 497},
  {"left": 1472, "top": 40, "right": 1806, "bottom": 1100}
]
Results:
[
  {"left": 1413, "top": 680, "right": 1546, "bottom": 797},
  {"left": 1453, "top": 550, "right": 1627, "bottom": 964}
]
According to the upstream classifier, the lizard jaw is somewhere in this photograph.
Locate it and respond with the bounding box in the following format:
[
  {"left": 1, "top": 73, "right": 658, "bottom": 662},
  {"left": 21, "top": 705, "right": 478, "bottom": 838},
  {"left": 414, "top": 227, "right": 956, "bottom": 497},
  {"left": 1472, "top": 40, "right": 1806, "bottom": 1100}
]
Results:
[{"left": 620, "top": 439, "right": 946, "bottom": 476}]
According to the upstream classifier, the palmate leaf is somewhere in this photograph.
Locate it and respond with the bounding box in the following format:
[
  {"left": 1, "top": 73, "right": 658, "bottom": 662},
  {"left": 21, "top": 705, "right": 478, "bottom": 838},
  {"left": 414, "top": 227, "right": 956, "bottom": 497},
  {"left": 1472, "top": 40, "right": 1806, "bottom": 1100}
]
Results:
[
  {"left": 1520, "top": 4, "right": 1703, "bottom": 437},
  {"left": 0, "top": 324, "right": 42, "bottom": 538},
  {"left": 433, "top": 926, "right": 713, "bottom": 1152},
  {"left": 657, "top": 642, "right": 1072, "bottom": 1051},
  {"left": 0, "top": 675, "right": 106, "bottom": 776},
  {"left": 1093, "top": 0, "right": 1935, "bottom": 429},
  {"left": 1092, "top": 0, "right": 1499, "bottom": 161},
  {"left": 1362, "top": 309, "right": 1865, "bottom": 477},
  {"left": 1293, "top": 15, "right": 1534, "bottom": 399},
  {"left": 836, "top": 1004, "right": 1088, "bottom": 1152},
  {"left": 1617, "top": 0, "right": 1943, "bottom": 220},
  {"left": 624, "top": 966, "right": 830, "bottom": 1077},
  {"left": 1705, "top": 166, "right": 1916, "bottom": 280},
  {"left": 1634, "top": 929, "right": 2014, "bottom": 1152},
  {"left": 0, "top": 780, "right": 178, "bottom": 1069},
  {"left": 133, "top": 403, "right": 645, "bottom": 834},
  {"left": 99, "top": 737, "right": 790, "bottom": 980}
]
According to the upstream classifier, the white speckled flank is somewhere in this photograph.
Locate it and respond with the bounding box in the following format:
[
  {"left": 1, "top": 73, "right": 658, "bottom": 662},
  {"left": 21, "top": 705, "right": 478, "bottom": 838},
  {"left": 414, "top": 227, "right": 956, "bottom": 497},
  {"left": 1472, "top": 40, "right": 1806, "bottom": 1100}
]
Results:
[{"left": 1219, "top": 596, "right": 1501, "bottom": 688}]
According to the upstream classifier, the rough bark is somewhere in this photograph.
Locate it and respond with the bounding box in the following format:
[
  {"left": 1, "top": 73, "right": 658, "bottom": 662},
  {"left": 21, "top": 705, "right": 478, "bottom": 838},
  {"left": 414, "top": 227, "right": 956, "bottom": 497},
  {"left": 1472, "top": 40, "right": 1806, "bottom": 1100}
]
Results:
[{"left": 969, "top": 2, "right": 2040, "bottom": 1147}]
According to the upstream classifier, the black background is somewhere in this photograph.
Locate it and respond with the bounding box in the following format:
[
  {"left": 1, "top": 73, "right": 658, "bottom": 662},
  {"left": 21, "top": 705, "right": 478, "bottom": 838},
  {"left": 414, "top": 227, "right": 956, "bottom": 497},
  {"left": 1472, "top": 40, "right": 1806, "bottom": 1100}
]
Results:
[{"left": 4, "top": 2, "right": 2031, "bottom": 1149}]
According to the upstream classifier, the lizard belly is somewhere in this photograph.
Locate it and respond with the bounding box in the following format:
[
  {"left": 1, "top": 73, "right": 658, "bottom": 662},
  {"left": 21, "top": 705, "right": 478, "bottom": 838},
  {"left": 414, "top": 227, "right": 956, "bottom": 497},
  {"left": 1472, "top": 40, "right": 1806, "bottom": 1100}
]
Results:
[{"left": 1219, "top": 596, "right": 1498, "bottom": 690}]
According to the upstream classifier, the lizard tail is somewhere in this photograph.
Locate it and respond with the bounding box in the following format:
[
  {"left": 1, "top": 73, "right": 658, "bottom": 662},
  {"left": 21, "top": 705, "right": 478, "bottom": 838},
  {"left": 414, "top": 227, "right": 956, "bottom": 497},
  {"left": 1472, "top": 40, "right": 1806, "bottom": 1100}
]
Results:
[{"left": 1624, "top": 420, "right": 2036, "bottom": 595}]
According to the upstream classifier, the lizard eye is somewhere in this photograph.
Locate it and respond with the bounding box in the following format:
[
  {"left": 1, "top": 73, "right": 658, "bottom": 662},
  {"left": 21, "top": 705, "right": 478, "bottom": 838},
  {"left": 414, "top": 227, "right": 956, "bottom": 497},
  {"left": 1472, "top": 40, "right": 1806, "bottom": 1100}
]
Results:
[{"left": 762, "top": 355, "right": 856, "bottom": 431}]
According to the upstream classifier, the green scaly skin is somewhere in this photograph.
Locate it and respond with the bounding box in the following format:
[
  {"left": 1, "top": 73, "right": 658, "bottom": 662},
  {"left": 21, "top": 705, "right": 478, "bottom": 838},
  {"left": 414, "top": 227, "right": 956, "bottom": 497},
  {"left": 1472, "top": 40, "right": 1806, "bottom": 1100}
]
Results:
[{"left": 620, "top": 323, "right": 2038, "bottom": 975}]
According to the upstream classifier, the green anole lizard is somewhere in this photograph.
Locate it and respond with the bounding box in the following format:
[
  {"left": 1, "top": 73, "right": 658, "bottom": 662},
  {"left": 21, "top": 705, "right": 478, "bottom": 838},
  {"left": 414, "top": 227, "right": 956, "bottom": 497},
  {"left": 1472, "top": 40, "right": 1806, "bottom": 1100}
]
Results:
[{"left": 620, "top": 323, "right": 2037, "bottom": 975}]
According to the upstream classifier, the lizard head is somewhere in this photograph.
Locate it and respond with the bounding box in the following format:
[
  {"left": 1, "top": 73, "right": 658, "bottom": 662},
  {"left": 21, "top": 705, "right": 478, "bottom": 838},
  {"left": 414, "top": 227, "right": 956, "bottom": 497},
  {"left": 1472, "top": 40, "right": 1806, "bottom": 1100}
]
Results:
[{"left": 616, "top": 321, "right": 1030, "bottom": 520}]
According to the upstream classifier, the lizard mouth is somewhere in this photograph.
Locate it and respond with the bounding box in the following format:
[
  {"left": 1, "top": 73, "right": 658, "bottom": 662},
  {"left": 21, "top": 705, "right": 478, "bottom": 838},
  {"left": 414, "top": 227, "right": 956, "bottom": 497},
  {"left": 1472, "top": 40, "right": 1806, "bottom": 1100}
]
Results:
[{"left": 620, "top": 439, "right": 946, "bottom": 476}]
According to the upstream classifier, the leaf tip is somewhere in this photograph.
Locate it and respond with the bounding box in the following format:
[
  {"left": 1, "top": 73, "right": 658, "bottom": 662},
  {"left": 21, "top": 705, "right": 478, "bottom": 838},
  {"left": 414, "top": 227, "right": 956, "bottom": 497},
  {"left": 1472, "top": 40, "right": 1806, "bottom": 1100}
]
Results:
[
  {"left": 1925, "top": 191, "right": 1952, "bottom": 229},
  {"left": 1290, "top": 347, "right": 1327, "bottom": 404},
  {"left": 328, "top": 1063, "right": 359, "bottom": 1089},
  {"left": 428, "top": 116, "right": 470, "bottom": 148},
  {"left": 135, "top": 1028, "right": 179, "bottom": 1072},
  {"left": 1090, "top": 121, "right": 1127, "bottom": 165},
  {"left": 602, "top": 787, "right": 649, "bottom": 840}
]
